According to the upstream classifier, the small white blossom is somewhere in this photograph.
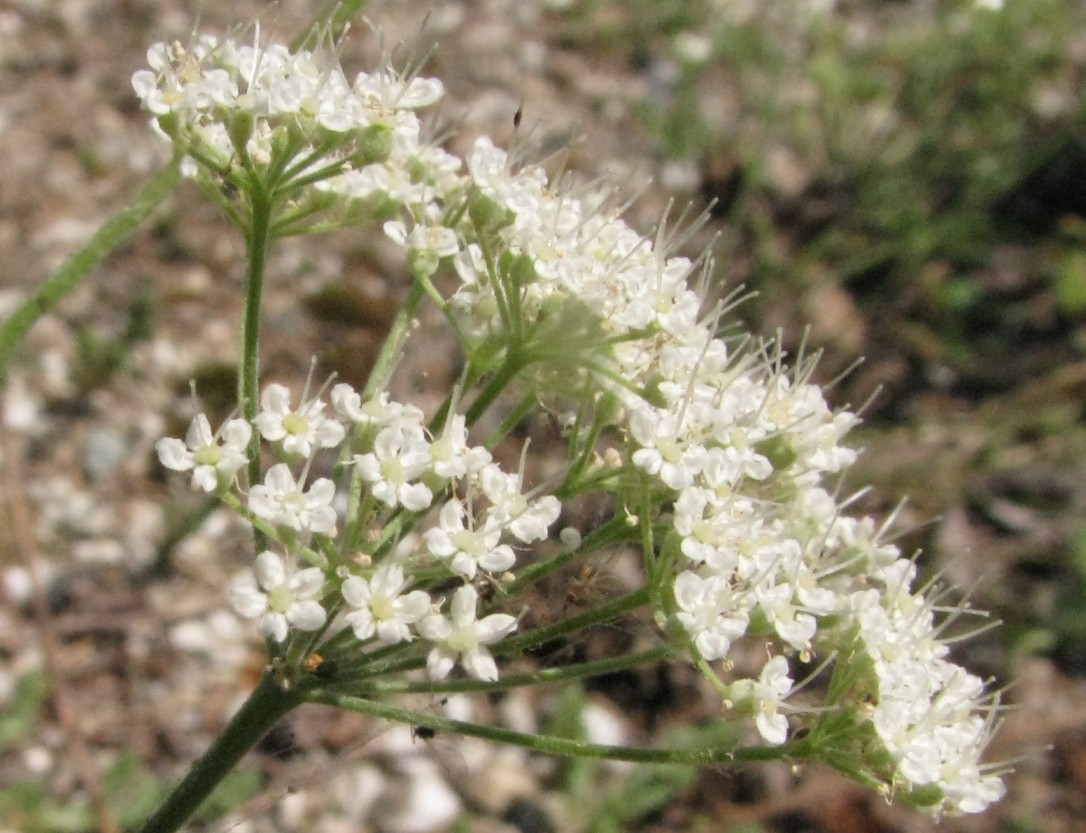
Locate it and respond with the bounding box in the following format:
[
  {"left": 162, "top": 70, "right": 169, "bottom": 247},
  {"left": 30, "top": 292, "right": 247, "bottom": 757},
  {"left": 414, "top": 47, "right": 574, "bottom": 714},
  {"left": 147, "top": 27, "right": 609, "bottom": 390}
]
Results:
[
  {"left": 248, "top": 463, "right": 337, "bottom": 536},
  {"left": 417, "top": 585, "right": 517, "bottom": 681},
  {"left": 354, "top": 422, "right": 433, "bottom": 511},
  {"left": 383, "top": 219, "right": 460, "bottom": 258},
  {"left": 156, "top": 414, "right": 251, "bottom": 493},
  {"left": 479, "top": 464, "right": 561, "bottom": 543},
  {"left": 429, "top": 413, "right": 491, "bottom": 480},
  {"left": 230, "top": 551, "right": 327, "bottom": 643},
  {"left": 728, "top": 655, "right": 794, "bottom": 746},
  {"left": 424, "top": 500, "right": 516, "bottom": 580},
  {"left": 673, "top": 570, "right": 751, "bottom": 661},
  {"left": 342, "top": 563, "right": 431, "bottom": 644},
  {"left": 332, "top": 385, "right": 426, "bottom": 428},
  {"left": 252, "top": 383, "right": 345, "bottom": 458}
]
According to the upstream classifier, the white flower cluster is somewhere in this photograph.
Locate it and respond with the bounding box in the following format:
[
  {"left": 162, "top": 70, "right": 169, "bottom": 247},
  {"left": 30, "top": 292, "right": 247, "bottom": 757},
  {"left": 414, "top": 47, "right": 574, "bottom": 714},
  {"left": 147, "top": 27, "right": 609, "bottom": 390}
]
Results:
[
  {"left": 157, "top": 381, "right": 559, "bottom": 682},
  {"left": 132, "top": 33, "right": 454, "bottom": 193},
  {"left": 434, "top": 139, "right": 1007, "bottom": 813},
  {"left": 141, "top": 33, "right": 1005, "bottom": 815}
]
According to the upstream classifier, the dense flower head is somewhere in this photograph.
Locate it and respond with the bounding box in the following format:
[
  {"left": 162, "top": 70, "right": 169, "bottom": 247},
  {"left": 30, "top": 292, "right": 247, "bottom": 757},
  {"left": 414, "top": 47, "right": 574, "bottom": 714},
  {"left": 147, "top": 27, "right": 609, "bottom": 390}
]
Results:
[
  {"left": 146, "top": 30, "right": 1007, "bottom": 816},
  {"left": 132, "top": 32, "right": 449, "bottom": 197}
]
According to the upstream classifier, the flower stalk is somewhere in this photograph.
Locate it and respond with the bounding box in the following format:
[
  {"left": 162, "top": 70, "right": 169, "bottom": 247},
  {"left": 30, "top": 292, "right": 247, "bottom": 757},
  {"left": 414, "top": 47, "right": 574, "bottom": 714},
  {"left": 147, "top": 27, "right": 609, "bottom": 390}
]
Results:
[{"left": 137, "top": 674, "right": 302, "bottom": 833}]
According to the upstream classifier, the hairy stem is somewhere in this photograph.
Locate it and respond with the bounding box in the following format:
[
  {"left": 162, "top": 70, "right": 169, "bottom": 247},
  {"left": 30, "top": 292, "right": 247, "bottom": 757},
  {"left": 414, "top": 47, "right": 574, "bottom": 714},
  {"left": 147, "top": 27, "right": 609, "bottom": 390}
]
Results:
[
  {"left": 306, "top": 689, "right": 804, "bottom": 766},
  {"left": 0, "top": 163, "right": 180, "bottom": 382}
]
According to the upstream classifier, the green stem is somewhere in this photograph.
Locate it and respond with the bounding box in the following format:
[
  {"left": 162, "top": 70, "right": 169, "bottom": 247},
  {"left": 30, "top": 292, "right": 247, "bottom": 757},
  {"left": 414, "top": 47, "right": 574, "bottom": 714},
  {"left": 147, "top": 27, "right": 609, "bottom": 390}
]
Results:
[
  {"left": 306, "top": 690, "right": 802, "bottom": 766},
  {"left": 497, "top": 588, "right": 650, "bottom": 657},
  {"left": 293, "top": 0, "right": 373, "bottom": 51},
  {"left": 465, "top": 349, "right": 527, "bottom": 426},
  {"left": 361, "top": 278, "right": 426, "bottom": 400},
  {"left": 503, "top": 515, "right": 636, "bottom": 595},
  {"left": 0, "top": 163, "right": 180, "bottom": 382},
  {"left": 239, "top": 187, "right": 273, "bottom": 491},
  {"left": 138, "top": 674, "right": 302, "bottom": 833},
  {"left": 337, "top": 647, "right": 672, "bottom": 694}
]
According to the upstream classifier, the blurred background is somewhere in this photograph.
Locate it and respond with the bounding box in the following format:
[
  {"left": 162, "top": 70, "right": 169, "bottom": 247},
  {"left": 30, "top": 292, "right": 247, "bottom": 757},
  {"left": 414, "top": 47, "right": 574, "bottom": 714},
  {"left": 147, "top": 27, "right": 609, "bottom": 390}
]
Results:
[{"left": 0, "top": 0, "right": 1084, "bottom": 831}]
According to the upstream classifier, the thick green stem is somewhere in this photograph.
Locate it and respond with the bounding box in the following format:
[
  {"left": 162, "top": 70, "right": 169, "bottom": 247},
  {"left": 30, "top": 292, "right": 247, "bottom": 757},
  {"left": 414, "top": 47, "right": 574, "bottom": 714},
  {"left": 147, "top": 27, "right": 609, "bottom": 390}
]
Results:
[
  {"left": 306, "top": 690, "right": 803, "bottom": 766},
  {"left": 0, "top": 163, "right": 180, "bottom": 382},
  {"left": 138, "top": 675, "right": 302, "bottom": 833}
]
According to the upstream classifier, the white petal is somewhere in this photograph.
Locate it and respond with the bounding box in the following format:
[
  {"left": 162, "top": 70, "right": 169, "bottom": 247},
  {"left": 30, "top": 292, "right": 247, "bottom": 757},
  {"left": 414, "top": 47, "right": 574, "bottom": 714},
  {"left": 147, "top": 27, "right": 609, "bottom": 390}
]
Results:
[
  {"left": 346, "top": 608, "right": 377, "bottom": 640},
  {"left": 341, "top": 575, "right": 372, "bottom": 608},
  {"left": 450, "top": 586, "right": 478, "bottom": 626},
  {"left": 417, "top": 613, "right": 451, "bottom": 641},
  {"left": 462, "top": 646, "right": 499, "bottom": 681},
  {"left": 185, "top": 414, "right": 216, "bottom": 449},
  {"left": 264, "top": 463, "right": 297, "bottom": 493},
  {"left": 383, "top": 220, "right": 409, "bottom": 246},
  {"left": 260, "top": 384, "right": 293, "bottom": 415},
  {"left": 254, "top": 551, "right": 285, "bottom": 589},
  {"left": 376, "top": 619, "right": 412, "bottom": 644},
  {"left": 221, "top": 418, "right": 253, "bottom": 450},
  {"left": 156, "top": 437, "right": 194, "bottom": 471},
  {"left": 400, "top": 482, "right": 434, "bottom": 512},
  {"left": 287, "top": 600, "right": 327, "bottom": 631},
  {"left": 756, "top": 711, "right": 788, "bottom": 746},
  {"left": 190, "top": 466, "right": 219, "bottom": 493},
  {"left": 396, "top": 590, "right": 432, "bottom": 622},
  {"left": 427, "top": 647, "right": 455, "bottom": 680},
  {"left": 291, "top": 567, "right": 326, "bottom": 600},
  {"left": 262, "top": 612, "right": 289, "bottom": 643},
  {"left": 230, "top": 585, "right": 267, "bottom": 618},
  {"left": 476, "top": 613, "right": 517, "bottom": 644}
]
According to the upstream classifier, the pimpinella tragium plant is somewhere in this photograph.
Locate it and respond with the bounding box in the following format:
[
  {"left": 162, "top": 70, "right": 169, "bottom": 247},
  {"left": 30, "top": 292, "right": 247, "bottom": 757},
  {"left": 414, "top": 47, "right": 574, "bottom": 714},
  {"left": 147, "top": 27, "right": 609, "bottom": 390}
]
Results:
[{"left": 98, "top": 20, "right": 1010, "bottom": 833}]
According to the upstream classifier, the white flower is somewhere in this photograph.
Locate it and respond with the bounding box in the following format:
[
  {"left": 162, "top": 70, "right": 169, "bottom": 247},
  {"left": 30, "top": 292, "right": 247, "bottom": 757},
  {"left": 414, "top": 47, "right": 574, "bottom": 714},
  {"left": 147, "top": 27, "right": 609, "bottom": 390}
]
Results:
[
  {"left": 673, "top": 570, "right": 751, "bottom": 661},
  {"left": 230, "top": 551, "right": 327, "bottom": 643},
  {"left": 628, "top": 405, "right": 706, "bottom": 491},
  {"left": 342, "top": 563, "right": 431, "bottom": 644},
  {"left": 752, "top": 656, "right": 793, "bottom": 745},
  {"left": 429, "top": 413, "right": 491, "bottom": 480},
  {"left": 383, "top": 219, "right": 460, "bottom": 258},
  {"left": 331, "top": 385, "right": 426, "bottom": 427},
  {"left": 252, "top": 383, "right": 345, "bottom": 458},
  {"left": 728, "top": 656, "right": 794, "bottom": 746},
  {"left": 479, "top": 464, "right": 561, "bottom": 543},
  {"left": 354, "top": 422, "right": 433, "bottom": 511},
  {"left": 417, "top": 585, "right": 517, "bottom": 681},
  {"left": 248, "top": 463, "right": 338, "bottom": 536},
  {"left": 156, "top": 414, "right": 251, "bottom": 493},
  {"left": 424, "top": 500, "right": 516, "bottom": 580}
]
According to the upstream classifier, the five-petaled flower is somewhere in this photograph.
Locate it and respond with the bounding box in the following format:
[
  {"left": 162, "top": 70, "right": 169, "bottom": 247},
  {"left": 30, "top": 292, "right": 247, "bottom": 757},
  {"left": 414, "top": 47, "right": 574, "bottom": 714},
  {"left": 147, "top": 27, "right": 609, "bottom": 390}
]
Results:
[
  {"left": 230, "top": 551, "right": 327, "bottom": 643},
  {"left": 156, "top": 413, "right": 251, "bottom": 493},
  {"left": 248, "top": 463, "right": 338, "bottom": 536},
  {"left": 341, "top": 562, "right": 432, "bottom": 644},
  {"left": 417, "top": 585, "right": 517, "bottom": 681}
]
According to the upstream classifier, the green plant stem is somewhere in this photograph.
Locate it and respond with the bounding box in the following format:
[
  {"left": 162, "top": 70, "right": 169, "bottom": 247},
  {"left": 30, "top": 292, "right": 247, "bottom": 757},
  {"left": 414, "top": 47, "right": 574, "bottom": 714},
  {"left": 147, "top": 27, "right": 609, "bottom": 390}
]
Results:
[
  {"left": 239, "top": 187, "right": 273, "bottom": 492},
  {"left": 342, "top": 647, "right": 672, "bottom": 694},
  {"left": 138, "top": 674, "right": 302, "bottom": 833},
  {"left": 293, "top": 0, "right": 372, "bottom": 51},
  {"left": 465, "top": 349, "right": 527, "bottom": 426},
  {"left": 306, "top": 689, "right": 802, "bottom": 766},
  {"left": 361, "top": 278, "right": 426, "bottom": 400},
  {"left": 0, "top": 163, "right": 180, "bottom": 383}
]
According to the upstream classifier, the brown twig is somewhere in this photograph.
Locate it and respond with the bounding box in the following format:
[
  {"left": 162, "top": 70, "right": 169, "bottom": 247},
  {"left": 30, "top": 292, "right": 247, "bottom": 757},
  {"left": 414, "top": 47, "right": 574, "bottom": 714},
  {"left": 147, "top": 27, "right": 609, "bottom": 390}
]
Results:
[{"left": 1, "top": 418, "right": 120, "bottom": 833}]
